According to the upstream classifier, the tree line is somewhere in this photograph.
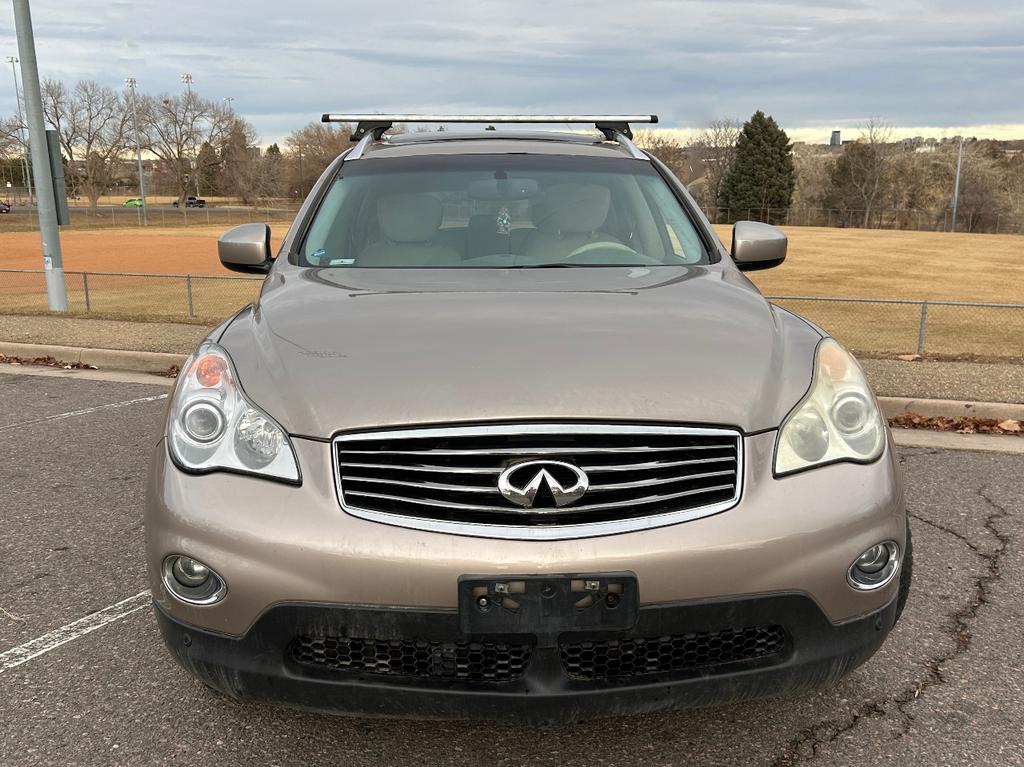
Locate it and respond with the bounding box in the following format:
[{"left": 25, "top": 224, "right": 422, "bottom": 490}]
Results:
[
  {"left": 0, "top": 79, "right": 356, "bottom": 210},
  {"left": 3, "top": 86, "right": 1024, "bottom": 233},
  {"left": 638, "top": 113, "right": 1024, "bottom": 233}
]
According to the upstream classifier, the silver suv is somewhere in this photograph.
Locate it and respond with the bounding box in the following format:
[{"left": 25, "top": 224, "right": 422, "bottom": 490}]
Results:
[{"left": 146, "top": 115, "right": 910, "bottom": 722}]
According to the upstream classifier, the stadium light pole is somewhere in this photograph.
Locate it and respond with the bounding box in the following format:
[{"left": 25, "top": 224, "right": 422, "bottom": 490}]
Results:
[
  {"left": 180, "top": 73, "right": 198, "bottom": 195},
  {"left": 12, "top": 0, "right": 67, "bottom": 310},
  {"left": 5, "top": 55, "right": 32, "bottom": 204},
  {"left": 950, "top": 136, "right": 965, "bottom": 233},
  {"left": 125, "top": 77, "right": 148, "bottom": 225}
]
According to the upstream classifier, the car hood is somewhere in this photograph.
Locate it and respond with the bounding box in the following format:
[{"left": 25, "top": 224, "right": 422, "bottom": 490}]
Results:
[{"left": 218, "top": 265, "right": 821, "bottom": 438}]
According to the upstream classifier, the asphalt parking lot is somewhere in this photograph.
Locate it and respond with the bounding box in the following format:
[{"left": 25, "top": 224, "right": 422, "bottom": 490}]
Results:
[{"left": 1, "top": 366, "right": 1021, "bottom": 767}]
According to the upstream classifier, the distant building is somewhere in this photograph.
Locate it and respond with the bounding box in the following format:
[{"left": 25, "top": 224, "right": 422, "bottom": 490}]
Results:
[{"left": 830, "top": 130, "right": 842, "bottom": 146}]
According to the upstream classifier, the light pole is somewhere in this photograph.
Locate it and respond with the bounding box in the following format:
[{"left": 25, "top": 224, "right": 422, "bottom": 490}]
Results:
[
  {"left": 950, "top": 136, "right": 965, "bottom": 233},
  {"left": 5, "top": 55, "right": 32, "bottom": 204},
  {"left": 223, "top": 96, "right": 234, "bottom": 110},
  {"left": 125, "top": 77, "right": 148, "bottom": 225},
  {"left": 180, "top": 73, "right": 200, "bottom": 196},
  {"left": 12, "top": 0, "right": 67, "bottom": 310}
]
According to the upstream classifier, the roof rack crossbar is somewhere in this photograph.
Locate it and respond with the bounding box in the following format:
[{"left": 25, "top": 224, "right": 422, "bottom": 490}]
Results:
[{"left": 322, "top": 114, "right": 658, "bottom": 142}]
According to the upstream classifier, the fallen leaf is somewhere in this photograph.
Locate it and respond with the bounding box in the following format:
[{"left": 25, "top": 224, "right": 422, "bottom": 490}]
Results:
[
  {"left": 998, "top": 419, "right": 1022, "bottom": 432},
  {"left": 896, "top": 354, "right": 922, "bottom": 362}
]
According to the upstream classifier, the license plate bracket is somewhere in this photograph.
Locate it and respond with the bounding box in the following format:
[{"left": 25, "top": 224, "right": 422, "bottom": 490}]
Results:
[{"left": 458, "top": 572, "right": 639, "bottom": 635}]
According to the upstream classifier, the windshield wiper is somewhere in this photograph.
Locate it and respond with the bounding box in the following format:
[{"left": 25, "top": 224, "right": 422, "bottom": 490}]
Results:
[{"left": 505, "top": 263, "right": 630, "bottom": 268}]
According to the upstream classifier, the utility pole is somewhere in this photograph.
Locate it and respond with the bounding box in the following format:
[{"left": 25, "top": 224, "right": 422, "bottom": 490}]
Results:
[
  {"left": 950, "top": 136, "right": 964, "bottom": 233},
  {"left": 5, "top": 55, "right": 32, "bottom": 204},
  {"left": 12, "top": 0, "right": 67, "bottom": 310},
  {"left": 125, "top": 77, "right": 148, "bottom": 225}
]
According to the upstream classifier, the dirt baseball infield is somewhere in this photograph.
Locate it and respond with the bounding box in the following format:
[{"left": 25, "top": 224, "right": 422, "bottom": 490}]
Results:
[{"left": 0, "top": 227, "right": 284, "bottom": 275}]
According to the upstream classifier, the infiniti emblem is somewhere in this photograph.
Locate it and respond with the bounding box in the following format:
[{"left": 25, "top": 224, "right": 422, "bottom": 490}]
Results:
[{"left": 497, "top": 460, "right": 589, "bottom": 509}]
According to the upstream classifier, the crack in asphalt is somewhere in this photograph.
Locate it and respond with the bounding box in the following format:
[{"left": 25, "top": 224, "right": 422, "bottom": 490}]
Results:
[
  {"left": 907, "top": 511, "right": 982, "bottom": 555},
  {"left": 770, "top": 483, "right": 1011, "bottom": 766}
]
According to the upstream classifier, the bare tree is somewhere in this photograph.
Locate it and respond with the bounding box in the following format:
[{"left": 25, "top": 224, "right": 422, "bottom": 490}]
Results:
[
  {"left": 284, "top": 121, "right": 351, "bottom": 199},
  {"left": 827, "top": 118, "right": 894, "bottom": 228},
  {"left": 634, "top": 130, "right": 692, "bottom": 184},
  {"left": 791, "top": 143, "right": 836, "bottom": 211},
  {"left": 41, "top": 79, "right": 132, "bottom": 211},
  {"left": 217, "top": 116, "right": 272, "bottom": 203},
  {"left": 137, "top": 90, "right": 216, "bottom": 205},
  {"left": 688, "top": 119, "right": 741, "bottom": 214}
]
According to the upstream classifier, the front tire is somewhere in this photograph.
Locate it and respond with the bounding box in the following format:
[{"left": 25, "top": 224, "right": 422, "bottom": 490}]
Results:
[{"left": 894, "top": 521, "right": 913, "bottom": 625}]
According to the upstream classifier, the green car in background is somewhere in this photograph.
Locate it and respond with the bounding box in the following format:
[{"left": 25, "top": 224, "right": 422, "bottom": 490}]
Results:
[{"left": 123, "top": 198, "right": 144, "bottom": 207}]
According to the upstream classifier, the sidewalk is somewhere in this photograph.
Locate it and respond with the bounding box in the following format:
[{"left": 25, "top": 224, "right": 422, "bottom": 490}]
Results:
[{"left": 0, "top": 314, "right": 1022, "bottom": 404}]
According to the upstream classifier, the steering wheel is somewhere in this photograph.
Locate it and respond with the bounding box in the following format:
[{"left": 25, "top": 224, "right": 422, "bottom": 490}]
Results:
[{"left": 563, "top": 240, "right": 662, "bottom": 266}]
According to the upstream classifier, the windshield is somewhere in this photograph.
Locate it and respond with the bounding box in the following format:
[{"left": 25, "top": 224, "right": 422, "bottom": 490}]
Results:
[{"left": 300, "top": 155, "right": 708, "bottom": 268}]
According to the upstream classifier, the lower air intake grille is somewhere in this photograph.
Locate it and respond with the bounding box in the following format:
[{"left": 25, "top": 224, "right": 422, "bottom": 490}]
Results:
[
  {"left": 559, "top": 625, "right": 787, "bottom": 680},
  {"left": 291, "top": 636, "right": 532, "bottom": 682}
]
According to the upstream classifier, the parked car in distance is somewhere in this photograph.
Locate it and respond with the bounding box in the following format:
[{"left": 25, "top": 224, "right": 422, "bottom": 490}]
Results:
[
  {"left": 123, "top": 198, "right": 144, "bottom": 207},
  {"left": 0, "top": 200, "right": 10, "bottom": 214},
  {"left": 147, "top": 114, "right": 911, "bottom": 724},
  {"left": 173, "top": 195, "right": 206, "bottom": 208}
]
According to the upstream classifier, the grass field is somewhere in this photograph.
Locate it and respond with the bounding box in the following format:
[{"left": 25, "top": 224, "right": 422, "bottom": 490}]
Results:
[{"left": 1, "top": 225, "right": 1022, "bottom": 355}]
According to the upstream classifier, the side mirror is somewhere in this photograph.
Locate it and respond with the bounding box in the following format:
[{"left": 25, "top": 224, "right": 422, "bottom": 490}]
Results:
[
  {"left": 218, "top": 223, "right": 273, "bottom": 274},
  {"left": 731, "top": 221, "right": 787, "bottom": 271}
]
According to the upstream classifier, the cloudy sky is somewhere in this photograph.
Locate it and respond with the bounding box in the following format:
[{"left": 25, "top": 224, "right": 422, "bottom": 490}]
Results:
[{"left": 2, "top": 0, "right": 1022, "bottom": 144}]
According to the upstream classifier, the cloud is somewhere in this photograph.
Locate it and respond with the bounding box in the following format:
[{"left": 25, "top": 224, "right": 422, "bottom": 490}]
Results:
[{"left": 1, "top": 0, "right": 1022, "bottom": 143}]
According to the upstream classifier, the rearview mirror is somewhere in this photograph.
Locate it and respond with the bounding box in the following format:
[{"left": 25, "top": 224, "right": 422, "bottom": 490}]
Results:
[
  {"left": 218, "top": 223, "right": 273, "bottom": 274},
  {"left": 731, "top": 221, "right": 787, "bottom": 271}
]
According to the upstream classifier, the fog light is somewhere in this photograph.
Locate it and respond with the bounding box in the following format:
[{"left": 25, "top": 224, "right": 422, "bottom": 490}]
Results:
[
  {"left": 848, "top": 541, "right": 899, "bottom": 590},
  {"left": 172, "top": 556, "right": 210, "bottom": 587},
  {"left": 162, "top": 555, "right": 226, "bottom": 605}
]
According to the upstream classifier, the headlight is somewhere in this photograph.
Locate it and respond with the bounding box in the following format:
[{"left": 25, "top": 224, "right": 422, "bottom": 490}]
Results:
[
  {"left": 775, "top": 338, "right": 885, "bottom": 475},
  {"left": 167, "top": 341, "right": 300, "bottom": 483}
]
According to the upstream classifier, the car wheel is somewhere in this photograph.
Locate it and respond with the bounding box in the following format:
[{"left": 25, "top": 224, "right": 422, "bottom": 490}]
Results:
[{"left": 893, "top": 521, "right": 913, "bottom": 625}]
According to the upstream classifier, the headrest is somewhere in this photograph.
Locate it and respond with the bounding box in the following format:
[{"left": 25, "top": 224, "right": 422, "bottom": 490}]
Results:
[
  {"left": 536, "top": 184, "right": 611, "bottom": 234},
  {"left": 377, "top": 193, "right": 443, "bottom": 243}
]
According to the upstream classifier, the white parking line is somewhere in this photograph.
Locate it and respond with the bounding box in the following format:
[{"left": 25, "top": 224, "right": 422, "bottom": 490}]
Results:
[
  {"left": 0, "top": 591, "right": 151, "bottom": 673},
  {"left": 0, "top": 393, "right": 168, "bottom": 433}
]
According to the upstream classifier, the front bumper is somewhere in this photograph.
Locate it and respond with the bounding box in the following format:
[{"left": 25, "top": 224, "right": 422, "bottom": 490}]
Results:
[
  {"left": 146, "top": 431, "right": 906, "bottom": 637},
  {"left": 156, "top": 592, "right": 898, "bottom": 723}
]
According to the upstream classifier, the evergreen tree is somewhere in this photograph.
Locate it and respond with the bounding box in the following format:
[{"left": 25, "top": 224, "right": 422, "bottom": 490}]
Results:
[{"left": 719, "top": 111, "right": 795, "bottom": 221}]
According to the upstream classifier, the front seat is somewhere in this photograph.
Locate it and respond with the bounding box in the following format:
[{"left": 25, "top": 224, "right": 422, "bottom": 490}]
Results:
[
  {"left": 522, "top": 184, "right": 619, "bottom": 263},
  {"left": 359, "top": 193, "right": 461, "bottom": 267}
]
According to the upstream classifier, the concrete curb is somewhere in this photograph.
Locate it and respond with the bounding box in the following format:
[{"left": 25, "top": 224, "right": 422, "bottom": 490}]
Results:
[
  {"left": 0, "top": 341, "right": 186, "bottom": 374},
  {"left": 891, "top": 428, "right": 1024, "bottom": 454}
]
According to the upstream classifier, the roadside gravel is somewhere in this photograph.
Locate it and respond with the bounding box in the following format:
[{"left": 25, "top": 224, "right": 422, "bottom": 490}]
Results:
[{"left": 1, "top": 314, "right": 1021, "bottom": 403}]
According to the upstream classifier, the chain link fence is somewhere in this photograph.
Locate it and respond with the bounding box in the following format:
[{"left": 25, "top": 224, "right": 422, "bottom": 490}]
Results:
[
  {"left": 706, "top": 206, "right": 1024, "bottom": 234},
  {"left": 769, "top": 296, "right": 1024, "bottom": 357},
  {"left": 0, "top": 269, "right": 262, "bottom": 323},
  {"left": 0, "top": 204, "right": 301, "bottom": 233},
  {"left": 1, "top": 268, "right": 1022, "bottom": 357}
]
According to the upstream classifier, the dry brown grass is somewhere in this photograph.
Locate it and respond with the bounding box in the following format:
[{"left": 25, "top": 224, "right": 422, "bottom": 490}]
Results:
[{"left": 713, "top": 225, "right": 1024, "bottom": 303}]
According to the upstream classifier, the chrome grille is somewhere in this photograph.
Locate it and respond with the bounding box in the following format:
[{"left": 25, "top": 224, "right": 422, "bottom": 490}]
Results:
[{"left": 333, "top": 424, "right": 742, "bottom": 539}]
